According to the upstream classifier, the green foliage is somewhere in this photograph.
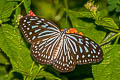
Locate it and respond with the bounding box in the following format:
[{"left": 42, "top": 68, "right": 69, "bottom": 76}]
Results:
[
  {"left": 24, "top": 0, "right": 31, "bottom": 14},
  {"left": 0, "top": 50, "right": 10, "bottom": 65},
  {"left": 0, "top": 24, "right": 60, "bottom": 80},
  {"left": 96, "top": 17, "right": 119, "bottom": 29},
  {"left": 0, "top": 0, "right": 120, "bottom": 80},
  {"left": 108, "top": 0, "right": 120, "bottom": 12},
  {"left": 92, "top": 44, "right": 120, "bottom": 80},
  {"left": 95, "top": 17, "right": 119, "bottom": 32},
  {"left": 68, "top": 10, "right": 106, "bottom": 43},
  {"left": 0, "top": 66, "right": 8, "bottom": 80},
  {"left": 0, "top": 0, "right": 16, "bottom": 22}
]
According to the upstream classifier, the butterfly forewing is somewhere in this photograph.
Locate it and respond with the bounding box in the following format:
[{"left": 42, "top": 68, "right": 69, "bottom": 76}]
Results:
[{"left": 19, "top": 16, "right": 60, "bottom": 43}]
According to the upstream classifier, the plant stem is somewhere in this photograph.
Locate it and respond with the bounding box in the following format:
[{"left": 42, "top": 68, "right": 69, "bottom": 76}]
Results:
[
  {"left": 32, "top": 65, "right": 43, "bottom": 79},
  {"left": 114, "top": 36, "right": 119, "bottom": 46},
  {"left": 100, "top": 32, "right": 120, "bottom": 45},
  {"left": 12, "top": 0, "right": 24, "bottom": 11},
  {"left": 64, "top": 0, "right": 69, "bottom": 24},
  {"left": 30, "top": 62, "right": 35, "bottom": 74}
]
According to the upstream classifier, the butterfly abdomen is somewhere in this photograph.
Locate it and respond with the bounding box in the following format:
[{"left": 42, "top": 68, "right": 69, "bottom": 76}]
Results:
[{"left": 52, "top": 33, "right": 66, "bottom": 60}]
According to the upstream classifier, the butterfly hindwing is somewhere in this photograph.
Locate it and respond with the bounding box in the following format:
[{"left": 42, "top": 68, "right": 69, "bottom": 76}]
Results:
[
  {"left": 31, "top": 33, "right": 61, "bottom": 64},
  {"left": 66, "top": 34, "right": 103, "bottom": 64},
  {"left": 53, "top": 33, "right": 103, "bottom": 72},
  {"left": 53, "top": 35, "right": 76, "bottom": 72}
]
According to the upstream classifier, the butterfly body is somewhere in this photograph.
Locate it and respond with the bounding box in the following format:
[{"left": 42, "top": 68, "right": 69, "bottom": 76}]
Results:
[{"left": 19, "top": 15, "right": 103, "bottom": 72}]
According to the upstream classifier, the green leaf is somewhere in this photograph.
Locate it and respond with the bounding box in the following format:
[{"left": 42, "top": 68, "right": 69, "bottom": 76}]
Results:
[
  {"left": 0, "top": 66, "right": 8, "bottom": 80},
  {"left": 36, "top": 70, "right": 61, "bottom": 80},
  {"left": 8, "top": 71, "right": 23, "bottom": 80},
  {"left": 7, "top": 0, "right": 22, "bottom": 1},
  {"left": 0, "top": 50, "right": 10, "bottom": 65},
  {"left": 0, "top": 24, "right": 60, "bottom": 80},
  {"left": 100, "top": 32, "right": 120, "bottom": 46},
  {"left": 0, "top": 24, "right": 32, "bottom": 73},
  {"left": 92, "top": 44, "right": 120, "bottom": 80},
  {"left": 32, "top": 1, "right": 56, "bottom": 19},
  {"left": 95, "top": 17, "right": 119, "bottom": 29},
  {"left": 83, "top": 78, "right": 93, "bottom": 80},
  {"left": 59, "top": 18, "right": 71, "bottom": 29},
  {"left": 116, "top": 6, "right": 120, "bottom": 12},
  {"left": 0, "top": 0, "right": 16, "bottom": 22},
  {"left": 15, "top": 6, "right": 21, "bottom": 16},
  {"left": 108, "top": 0, "right": 120, "bottom": 12},
  {"left": 68, "top": 10, "right": 106, "bottom": 44},
  {"left": 24, "top": 0, "right": 31, "bottom": 14},
  {"left": 68, "top": 10, "right": 92, "bottom": 18}
]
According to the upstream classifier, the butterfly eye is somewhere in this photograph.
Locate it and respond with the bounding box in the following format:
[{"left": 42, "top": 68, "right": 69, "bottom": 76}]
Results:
[{"left": 19, "top": 16, "right": 103, "bottom": 72}]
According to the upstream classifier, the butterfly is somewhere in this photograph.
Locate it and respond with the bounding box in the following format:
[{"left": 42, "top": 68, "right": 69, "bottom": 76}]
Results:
[{"left": 19, "top": 15, "right": 103, "bottom": 72}]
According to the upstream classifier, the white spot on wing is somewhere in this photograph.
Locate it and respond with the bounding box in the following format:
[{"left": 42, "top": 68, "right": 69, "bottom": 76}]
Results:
[
  {"left": 27, "top": 28, "right": 30, "bottom": 30},
  {"left": 29, "top": 32, "right": 32, "bottom": 35},
  {"left": 82, "top": 55, "right": 85, "bottom": 58},
  {"left": 24, "top": 20, "right": 26, "bottom": 22}
]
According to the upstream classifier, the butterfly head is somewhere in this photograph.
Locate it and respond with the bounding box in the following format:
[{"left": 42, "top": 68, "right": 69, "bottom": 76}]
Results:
[{"left": 61, "top": 28, "right": 68, "bottom": 34}]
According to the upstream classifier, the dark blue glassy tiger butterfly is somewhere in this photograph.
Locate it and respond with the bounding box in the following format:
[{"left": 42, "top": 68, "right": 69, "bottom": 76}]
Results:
[{"left": 19, "top": 14, "right": 103, "bottom": 72}]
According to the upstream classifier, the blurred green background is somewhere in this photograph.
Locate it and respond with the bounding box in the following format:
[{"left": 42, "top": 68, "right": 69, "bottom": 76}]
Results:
[{"left": 0, "top": 0, "right": 120, "bottom": 80}]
